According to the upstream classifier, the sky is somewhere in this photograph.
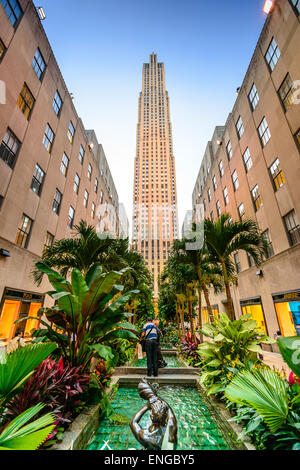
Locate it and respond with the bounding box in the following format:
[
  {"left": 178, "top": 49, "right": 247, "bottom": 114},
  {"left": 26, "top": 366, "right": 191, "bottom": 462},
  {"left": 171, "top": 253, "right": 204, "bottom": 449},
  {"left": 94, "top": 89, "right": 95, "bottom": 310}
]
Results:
[{"left": 34, "top": 0, "right": 267, "bottom": 233}]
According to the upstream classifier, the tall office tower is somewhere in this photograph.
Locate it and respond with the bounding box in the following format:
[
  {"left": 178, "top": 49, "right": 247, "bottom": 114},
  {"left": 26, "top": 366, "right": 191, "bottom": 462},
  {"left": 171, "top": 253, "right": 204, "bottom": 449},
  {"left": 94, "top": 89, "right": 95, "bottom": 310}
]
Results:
[{"left": 132, "top": 53, "right": 179, "bottom": 299}]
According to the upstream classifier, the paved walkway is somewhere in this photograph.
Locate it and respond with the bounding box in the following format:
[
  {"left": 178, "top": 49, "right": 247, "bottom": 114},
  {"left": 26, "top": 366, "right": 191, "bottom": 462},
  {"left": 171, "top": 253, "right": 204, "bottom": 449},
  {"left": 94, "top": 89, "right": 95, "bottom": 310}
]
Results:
[{"left": 262, "top": 351, "right": 291, "bottom": 376}]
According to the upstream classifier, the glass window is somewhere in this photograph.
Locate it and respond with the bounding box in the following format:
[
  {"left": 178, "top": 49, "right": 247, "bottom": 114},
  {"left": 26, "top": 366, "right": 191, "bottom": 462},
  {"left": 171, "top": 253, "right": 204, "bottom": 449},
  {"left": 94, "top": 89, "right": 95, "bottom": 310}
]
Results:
[
  {"left": 84, "top": 190, "right": 89, "bottom": 208},
  {"left": 251, "top": 185, "right": 263, "bottom": 211},
  {"left": 210, "top": 211, "right": 214, "bottom": 221},
  {"left": 274, "top": 294, "right": 300, "bottom": 337},
  {"left": 60, "top": 153, "right": 69, "bottom": 177},
  {"left": 0, "top": 0, "right": 22, "bottom": 27},
  {"left": 232, "top": 170, "right": 239, "bottom": 191},
  {"left": 52, "top": 189, "right": 62, "bottom": 215},
  {"left": 212, "top": 176, "right": 217, "bottom": 191},
  {"left": 88, "top": 163, "right": 92, "bottom": 181},
  {"left": 248, "top": 83, "right": 259, "bottom": 111},
  {"left": 78, "top": 145, "right": 85, "bottom": 164},
  {"left": 269, "top": 158, "right": 285, "bottom": 191},
  {"left": 67, "top": 121, "right": 75, "bottom": 144},
  {"left": 0, "top": 38, "right": 6, "bottom": 60},
  {"left": 32, "top": 48, "right": 46, "bottom": 80},
  {"left": 219, "top": 161, "right": 224, "bottom": 177},
  {"left": 44, "top": 232, "right": 54, "bottom": 248},
  {"left": 31, "top": 164, "right": 45, "bottom": 196},
  {"left": 278, "top": 73, "right": 296, "bottom": 111},
  {"left": 258, "top": 117, "right": 271, "bottom": 147},
  {"left": 52, "top": 90, "right": 63, "bottom": 116},
  {"left": 241, "top": 304, "right": 267, "bottom": 334},
  {"left": 223, "top": 187, "right": 229, "bottom": 205},
  {"left": 243, "top": 148, "right": 253, "bottom": 172},
  {"left": 100, "top": 190, "right": 104, "bottom": 204},
  {"left": 295, "top": 128, "right": 300, "bottom": 150},
  {"left": 236, "top": 116, "right": 244, "bottom": 140},
  {"left": 247, "top": 253, "right": 255, "bottom": 267},
  {"left": 74, "top": 173, "right": 80, "bottom": 194},
  {"left": 43, "top": 124, "right": 54, "bottom": 153},
  {"left": 216, "top": 200, "right": 221, "bottom": 216},
  {"left": 68, "top": 206, "right": 75, "bottom": 228},
  {"left": 226, "top": 140, "right": 232, "bottom": 160},
  {"left": 238, "top": 203, "right": 245, "bottom": 220},
  {"left": 262, "top": 229, "right": 274, "bottom": 258},
  {"left": 207, "top": 188, "right": 211, "bottom": 202},
  {"left": 284, "top": 210, "right": 300, "bottom": 246},
  {"left": 94, "top": 178, "right": 99, "bottom": 194},
  {"left": 0, "top": 128, "right": 20, "bottom": 168},
  {"left": 17, "top": 83, "right": 35, "bottom": 120},
  {"left": 91, "top": 202, "right": 96, "bottom": 219},
  {"left": 15, "top": 214, "right": 32, "bottom": 248},
  {"left": 290, "top": 0, "right": 300, "bottom": 14},
  {"left": 234, "top": 252, "right": 241, "bottom": 273},
  {"left": 265, "top": 37, "right": 281, "bottom": 71}
]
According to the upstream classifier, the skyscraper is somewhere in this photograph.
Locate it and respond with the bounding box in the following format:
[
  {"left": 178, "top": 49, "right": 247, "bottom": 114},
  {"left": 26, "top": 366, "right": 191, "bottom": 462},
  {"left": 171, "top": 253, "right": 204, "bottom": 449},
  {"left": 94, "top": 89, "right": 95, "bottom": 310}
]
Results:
[{"left": 132, "top": 53, "right": 179, "bottom": 298}]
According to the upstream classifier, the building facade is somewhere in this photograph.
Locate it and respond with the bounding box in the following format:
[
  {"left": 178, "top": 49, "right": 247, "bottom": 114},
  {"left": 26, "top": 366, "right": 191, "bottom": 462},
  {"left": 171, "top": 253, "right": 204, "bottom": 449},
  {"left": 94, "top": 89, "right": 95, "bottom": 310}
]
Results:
[
  {"left": 0, "top": 0, "right": 120, "bottom": 342},
  {"left": 192, "top": 0, "right": 300, "bottom": 342},
  {"left": 132, "top": 53, "right": 179, "bottom": 298}
]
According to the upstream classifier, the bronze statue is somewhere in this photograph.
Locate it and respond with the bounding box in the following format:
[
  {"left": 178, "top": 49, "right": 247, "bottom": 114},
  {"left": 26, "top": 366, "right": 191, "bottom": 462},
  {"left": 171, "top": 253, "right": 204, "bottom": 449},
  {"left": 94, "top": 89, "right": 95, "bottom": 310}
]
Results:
[{"left": 130, "top": 379, "right": 178, "bottom": 450}]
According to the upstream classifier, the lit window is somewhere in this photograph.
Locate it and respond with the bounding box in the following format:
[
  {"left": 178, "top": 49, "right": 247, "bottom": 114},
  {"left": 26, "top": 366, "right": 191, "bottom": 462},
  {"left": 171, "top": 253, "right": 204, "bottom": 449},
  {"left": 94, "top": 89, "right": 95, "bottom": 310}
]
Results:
[
  {"left": 223, "top": 187, "right": 229, "bottom": 206},
  {"left": 84, "top": 190, "right": 89, "bottom": 208},
  {"left": 243, "top": 148, "right": 253, "bottom": 172},
  {"left": 32, "top": 48, "right": 46, "bottom": 80},
  {"left": 74, "top": 173, "right": 80, "bottom": 194},
  {"left": 52, "top": 189, "right": 62, "bottom": 215},
  {"left": 251, "top": 185, "right": 263, "bottom": 211},
  {"left": 31, "top": 164, "right": 45, "bottom": 196},
  {"left": 216, "top": 200, "right": 221, "bottom": 216},
  {"left": 17, "top": 83, "right": 35, "bottom": 120},
  {"left": 238, "top": 203, "right": 245, "bottom": 220},
  {"left": 67, "top": 121, "right": 75, "bottom": 144},
  {"left": 53, "top": 91, "right": 63, "bottom": 116},
  {"left": 78, "top": 145, "right": 85, "bottom": 164},
  {"left": 258, "top": 117, "right": 271, "bottom": 147},
  {"left": 60, "top": 153, "right": 69, "bottom": 177},
  {"left": 269, "top": 158, "right": 285, "bottom": 191},
  {"left": 43, "top": 124, "right": 54, "bottom": 153},
  {"left": 226, "top": 140, "right": 232, "bottom": 160},
  {"left": 0, "top": 38, "right": 6, "bottom": 60},
  {"left": 68, "top": 206, "right": 75, "bottom": 228},
  {"left": 0, "top": 128, "right": 20, "bottom": 168},
  {"left": 262, "top": 229, "right": 274, "bottom": 258},
  {"left": 236, "top": 116, "right": 244, "bottom": 140},
  {"left": 284, "top": 210, "right": 300, "bottom": 246},
  {"left": 15, "top": 214, "right": 33, "bottom": 248},
  {"left": 232, "top": 170, "right": 239, "bottom": 191},
  {"left": 248, "top": 83, "right": 259, "bottom": 111},
  {"left": 265, "top": 38, "right": 280, "bottom": 71},
  {"left": 278, "top": 73, "right": 296, "bottom": 111},
  {"left": 88, "top": 163, "right": 92, "bottom": 181},
  {"left": 0, "top": 0, "right": 22, "bottom": 27},
  {"left": 44, "top": 232, "right": 54, "bottom": 248},
  {"left": 219, "top": 161, "right": 224, "bottom": 177}
]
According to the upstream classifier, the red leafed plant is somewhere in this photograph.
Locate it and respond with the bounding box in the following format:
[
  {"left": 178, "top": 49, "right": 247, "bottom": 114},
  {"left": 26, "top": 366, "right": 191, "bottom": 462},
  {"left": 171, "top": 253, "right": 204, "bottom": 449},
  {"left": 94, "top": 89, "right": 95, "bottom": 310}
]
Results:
[
  {"left": 179, "top": 335, "right": 200, "bottom": 363},
  {"left": 93, "top": 359, "right": 114, "bottom": 388},
  {"left": 5, "top": 357, "right": 90, "bottom": 422}
]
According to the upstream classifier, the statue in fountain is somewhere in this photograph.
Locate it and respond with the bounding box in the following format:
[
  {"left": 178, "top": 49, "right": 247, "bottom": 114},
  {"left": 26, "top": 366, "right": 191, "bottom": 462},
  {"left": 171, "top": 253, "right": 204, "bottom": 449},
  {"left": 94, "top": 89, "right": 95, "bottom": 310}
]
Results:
[{"left": 130, "top": 379, "right": 178, "bottom": 450}]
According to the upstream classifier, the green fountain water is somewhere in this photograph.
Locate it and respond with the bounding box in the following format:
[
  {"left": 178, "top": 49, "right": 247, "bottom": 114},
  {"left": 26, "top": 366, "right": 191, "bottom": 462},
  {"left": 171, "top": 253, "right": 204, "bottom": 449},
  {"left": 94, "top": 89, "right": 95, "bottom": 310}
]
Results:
[{"left": 135, "top": 354, "right": 180, "bottom": 368}]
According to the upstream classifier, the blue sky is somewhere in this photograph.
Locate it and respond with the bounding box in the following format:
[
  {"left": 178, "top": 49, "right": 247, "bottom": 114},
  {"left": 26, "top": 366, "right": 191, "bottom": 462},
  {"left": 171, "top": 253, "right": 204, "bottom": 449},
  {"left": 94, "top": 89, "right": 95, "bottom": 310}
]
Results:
[{"left": 34, "top": 0, "right": 267, "bottom": 231}]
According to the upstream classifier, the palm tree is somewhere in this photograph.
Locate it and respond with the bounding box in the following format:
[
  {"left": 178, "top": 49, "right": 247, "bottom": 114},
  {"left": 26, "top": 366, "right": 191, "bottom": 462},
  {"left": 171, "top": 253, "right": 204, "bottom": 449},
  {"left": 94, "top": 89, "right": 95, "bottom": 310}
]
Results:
[{"left": 204, "top": 214, "right": 269, "bottom": 321}]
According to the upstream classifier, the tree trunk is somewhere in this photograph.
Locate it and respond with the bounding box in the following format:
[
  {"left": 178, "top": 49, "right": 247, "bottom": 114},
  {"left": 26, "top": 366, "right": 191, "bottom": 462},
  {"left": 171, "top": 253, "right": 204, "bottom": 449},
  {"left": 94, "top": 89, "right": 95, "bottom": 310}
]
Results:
[
  {"left": 187, "top": 287, "right": 196, "bottom": 342},
  {"left": 175, "top": 303, "right": 181, "bottom": 336},
  {"left": 202, "top": 284, "right": 214, "bottom": 322},
  {"left": 197, "top": 287, "right": 203, "bottom": 343},
  {"left": 222, "top": 261, "right": 235, "bottom": 321}
]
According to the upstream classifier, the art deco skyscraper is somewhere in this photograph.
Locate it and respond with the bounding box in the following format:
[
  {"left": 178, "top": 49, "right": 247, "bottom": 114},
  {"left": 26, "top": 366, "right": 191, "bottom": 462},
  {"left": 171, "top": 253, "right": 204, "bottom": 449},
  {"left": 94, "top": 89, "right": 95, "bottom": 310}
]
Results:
[{"left": 132, "top": 53, "right": 179, "bottom": 298}]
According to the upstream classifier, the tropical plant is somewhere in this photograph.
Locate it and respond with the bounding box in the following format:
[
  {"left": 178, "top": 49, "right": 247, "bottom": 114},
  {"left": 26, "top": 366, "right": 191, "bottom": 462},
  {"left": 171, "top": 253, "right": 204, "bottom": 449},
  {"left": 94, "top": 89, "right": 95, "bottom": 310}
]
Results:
[
  {"left": 23, "top": 262, "right": 139, "bottom": 368},
  {"left": 197, "top": 312, "right": 275, "bottom": 395},
  {"left": 204, "top": 214, "right": 269, "bottom": 320},
  {"left": 278, "top": 336, "right": 300, "bottom": 378},
  {"left": 0, "top": 404, "right": 55, "bottom": 450},
  {"left": 179, "top": 335, "right": 200, "bottom": 366}
]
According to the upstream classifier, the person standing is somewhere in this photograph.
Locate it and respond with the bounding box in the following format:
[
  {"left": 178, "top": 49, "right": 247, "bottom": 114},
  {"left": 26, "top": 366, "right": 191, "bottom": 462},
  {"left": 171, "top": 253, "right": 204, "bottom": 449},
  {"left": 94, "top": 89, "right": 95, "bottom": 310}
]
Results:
[
  {"left": 140, "top": 318, "right": 158, "bottom": 377},
  {"left": 153, "top": 319, "right": 167, "bottom": 369}
]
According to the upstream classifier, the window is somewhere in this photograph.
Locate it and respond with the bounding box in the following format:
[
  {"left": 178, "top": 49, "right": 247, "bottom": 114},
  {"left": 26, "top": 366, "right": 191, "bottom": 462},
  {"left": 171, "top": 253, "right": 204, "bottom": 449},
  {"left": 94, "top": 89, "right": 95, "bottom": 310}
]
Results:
[
  {"left": 100, "top": 190, "right": 104, "bottom": 204},
  {"left": 258, "top": 117, "right": 271, "bottom": 147},
  {"left": 78, "top": 145, "right": 85, "bottom": 164},
  {"left": 248, "top": 83, "right": 259, "bottom": 111},
  {"left": 234, "top": 253, "right": 241, "bottom": 273},
  {"left": 44, "top": 232, "right": 54, "bottom": 248},
  {"left": 265, "top": 38, "right": 280, "bottom": 71},
  {"left": 17, "top": 83, "right": 35, "bottom": 120},
  {"left": 94, "top": 178, "right": 99, "bottom": 194},
  {"left": 251, "top": 185, "right": 263, "bottom": 211},
  {"left": 210, "top": 211, "right": 214, "bottom": 221},
  {"left": 32, "top": 48, "right": 46, "bottom": 80},
  {"left": 284, "top": 210, "right": 300, "bottom": 246},
  {"left": 88, "top": 163, "right": 92, "bottom": 181},
  {"left": 232, "top": 170, "right": 239, "bottom": 191},
  {"left": 0, "top": 0, "right": 22, "bottom": 27},
  {"left": 290, "top": 0, "right": 300, "bottom": 14},
  {"left": 52, "top": 91, "right": 63, "bottom": 116},
  {"left": 216, "top": 200, "right": 221, "bottom": 216},
  {"left": 295, "top": 128, "right": 300, "bottom": 150},
  {"left": 203, "top": 198, "right": 207, "bottom": 212},
  {"left": 247, "top": 253, "right": 255, "bottom": 268},
  {"left": 43, "top": 124, "right": 55, "bottom": 153},
  {"left": 52, "top": 189, "right": 62, "bottom": 215},
  {"left": 207, "top": 188, "right": 211, "bottom": 202},
  {"left": 91, "top": 202, "right": 96, "bottom": 219},
  {"left": 278, "top": 74, "right": 296, "bottom": 112},
  {"left": 269, "top": 158, "right": 285, "bottom": 191},
  {"left": 60, "top": 153, "right": 69, "bottom": 177},
  {"left": 212, "top": 176, "right": 217, "bottom": 191},
  {"left": 31, "top": 164, "right": 45, "bottom": 195},
  {"left": 226, "top": 141, "right": 232, "bottom": 160},
  {"left": 236, "top": 116, "right": 244, "bottom": 140},
  {"left": 15, "top": 214, "right": 32, "bottom": 248},
  {"left": 0, "top": 38, "right": 6, "bottom": 60},
  {"left": 238, "top": 203, "right": 245, "bottom": 220},
  {"left": 74, "top": 173, "right": 80, "bottom": 194},
  {"left": 0, "top": 128, "right": 20, "bottom": 168},
  {"left": 67, "top": 121, "right": 75, "bottom": 144},
  {"left": 262, "top": 229, "right": 274, "bottom": 258},
  {"left": 223, "top": 187, "right": 229, "bottom": 206},
  {"left": 219, "top": 161, "right": 224, "bottom": 177},
  {"left": 243, "top": 148, "right": 253, "bottom": 172},
  {"left": 68, "top": 206, "right": 75, "bottom": 228},
  {"left": 84, "top": 190, "right": 89, "bottom": 208}
]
